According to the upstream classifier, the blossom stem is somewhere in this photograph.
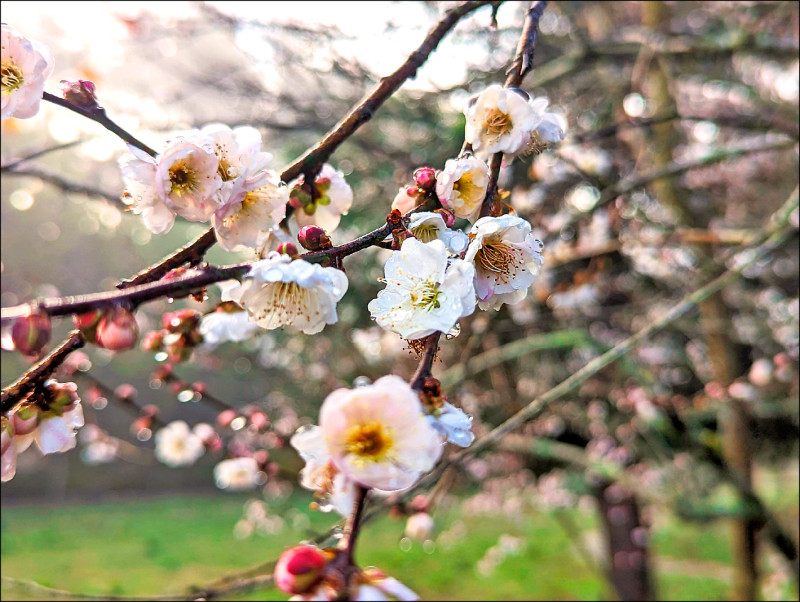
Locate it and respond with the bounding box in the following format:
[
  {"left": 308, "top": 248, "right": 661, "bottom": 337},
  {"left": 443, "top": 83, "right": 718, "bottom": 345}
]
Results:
[
  {"left": 344, "top": 486, "right": 369, "bottom": 567},
  {"left": 300, "top": 219, "right": 398, "bottom": 264},
  {"left": 409, "top": 332, "right": 442, "bottom": 390},
  {"left": 42, "top": 92, "right": 158, "bottom": 157},
  {"left": 479, "top": 0, "right": 548, "bottom": 218}
]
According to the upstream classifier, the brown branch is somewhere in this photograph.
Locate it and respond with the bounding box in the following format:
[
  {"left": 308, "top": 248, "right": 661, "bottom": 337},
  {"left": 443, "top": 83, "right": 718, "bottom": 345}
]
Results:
[
  {"left": 409, "top": 332, "right": 442, "bottom": 390},
  {"left": 42, "top": 92, "right": 157, "bottom": 157},
  {"left": 76, "top": 372, "right": 167, "bottom": 429},
  {"left": 0, "top": 331, "right": 84, "bottom": 414}
]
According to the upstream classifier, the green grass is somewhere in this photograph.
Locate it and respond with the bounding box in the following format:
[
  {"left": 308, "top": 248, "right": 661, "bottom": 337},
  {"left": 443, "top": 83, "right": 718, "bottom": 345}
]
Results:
[{"left": 1, "top": 471, "right": 797, "bottom": 601}]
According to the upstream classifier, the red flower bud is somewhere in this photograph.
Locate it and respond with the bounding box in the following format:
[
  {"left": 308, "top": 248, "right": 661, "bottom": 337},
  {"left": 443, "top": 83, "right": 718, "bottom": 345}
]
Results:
[
  {"left": 405, "top": 185, "right": 420, "bottom": 197},
  {"left": 96, "top": 307, "right": 139, "bottom": 351},
  {"left": 274, "top": 545, "right": 327, "bottom": 595},
  {"left": 74, "top": 309, "right": 104, "bottom": 342},
  {"left": 12, "top": 308, "right": 51, "bottom": 357},
  {"left": 217, "top": 409, "right": 238, "bottom": 428},
  {"left": 142, "top": 330, "right": 165, "bottom": 352},
  {"left": 162, "top": 309, "right": 201, "bottom": 334},
  {"left": 276, "top": 242, "right": 299, "bottom": 257},
  {"left": 297, "top": 225, "right": 331, "bottom": 251},
  {"left": 249, "top": 411, "right": 269, "bottom": 430},
  {"left": 434, "top": 208, "right": 455, "bottom": 228},
  {"left": 413, "top": 166, "right": 437, "bottom": 190}
]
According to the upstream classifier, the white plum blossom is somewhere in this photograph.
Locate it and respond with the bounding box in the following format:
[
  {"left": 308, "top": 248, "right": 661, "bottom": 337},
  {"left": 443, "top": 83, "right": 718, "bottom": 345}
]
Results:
[
  {"left": 198, "top": 305, "right": 260, "bottom": 347},
  {"left": 464, "top": 84, "right": 566, "bottom": 158},
  {"left": 317, "top": 375, "right": 443, "bottom": 491},
  {"left": 290, "top": 425, "right": 357, "bottom": 517},
  {"left": 154, "top": 420, "right": 205, "bottom": 467},
  {"left": 426, "top": 402, "right": 475, "bottom": 448},
  {"left": 119, "top": 146, "right": 176, "bottom": 234},
  {"left": 155, "top": 136, "right": 223, "bottom": 222},
  {"left": 214, "top": 457, "right": 261, "bottom": 491},
  {"left": 289, "top": 571, "right": 418, "bottom": 602},
  {"left": 225, "top": 253, "right": 348, "bottom": 335},
  {"left": 435, "top": 156, "right": 490, "bottom": 222},
  {"left": 464, "top": 215, "right": 544, "bottom": 310},
  {"left": 368, "top": 238, "right": 476, "bottom": 340},
  {"left": 290, "top": 163, "right": 353, "bottom": 234},
  {"left": 28, "top": 403, "right": 84, "bottom": 455},
  {"left": 407, "top": 212, "right": 469, "bottom": 254},
  {"left": 1, "top": 24, "right": 54, "bottom": 120}
]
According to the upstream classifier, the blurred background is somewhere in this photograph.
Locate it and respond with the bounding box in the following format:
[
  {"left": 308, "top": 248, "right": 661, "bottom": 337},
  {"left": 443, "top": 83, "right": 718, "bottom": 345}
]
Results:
[{"left": 1, "top": 1, "right": 798, "bottom": 600}]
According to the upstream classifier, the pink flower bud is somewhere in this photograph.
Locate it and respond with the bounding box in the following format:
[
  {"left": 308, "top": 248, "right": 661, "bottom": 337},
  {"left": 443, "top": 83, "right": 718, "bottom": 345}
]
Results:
[
  {"left": 274, "top": 545, "right": 327, "bottom": 595},
  {"left": 12, "top": 404, "right": 39, "bottom": 435},
  {"left": 193, "top": 422, "right": 217, "bottom": 444},
  {"left": 276, "top": 242, "right": 299, "bottom": 257},
  {"left": 11, "top": 308, "right": 51, "bottom": 357},
  {"left": 406, "top": 185, "right": 420, "bottom": 197},
  {"left": 60, "top": 79, "right": 98, "bottom": 111},
  {"left": 409, "top": 494, "right": 430, "bottom": 513},
  {"left": 114, "top": 384, "right": 138, "bottom": 401},
  {"left": 96, "top": 307, "right": 139, "bottom": 351},
  {"left": 217, "top": 409, "right": 238, "bottom": 428},
  {"left": 297, "top": 225, "right": 331, "bottom": 251},
  {"left": 249, "top": 411, "right": 269, "bottom": 430},
  {"left": 748, "top": 358, "right": 773, "bottom": 388},
  {"left": 141, "top": 404, "right": 159, "bottom": 418},
  {"left": 142, "top": 330, "right": 165, "bottom": 352},
  {"left": 163, "top": 309, "right": 201, "bottom": 334},
  {"left": 434, "top": 208, "right": 455, "bottom": 228},
  {"left": 413, "top": 167, "right": 437, "bottom": 190},
  {"left": 44, "top": 381, "right": 80, "bottom": 413},
  {"left": 74, "top": 309, "right": 104, "bottom": 342},
  {"left": 253, "top": 449, "right": 269, "bottom": 466}
]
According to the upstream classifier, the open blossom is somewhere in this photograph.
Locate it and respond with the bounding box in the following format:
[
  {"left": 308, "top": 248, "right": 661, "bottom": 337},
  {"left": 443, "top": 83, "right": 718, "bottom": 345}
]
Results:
[
  {"left": 291, "top": 426, "right": 357, "bottom": 517},
  {"left": 464, "top": 84, "right": 566, "bottom": 157},
  {"left": 214, "top": 457, "right": 261, "bottom": 491},
  {"left": 426, "top": 402, "right": 474, "bottom": 448},
  {"left": 435, "top": 156, "right": 490, "bottom": 222},
  {"left": 317, "top": 375, "right": 443, "bottom": 491},
  {"left": 290, "top": 569, "right": 418, "bottom": 602},
  {"left": 198, "top": 304, "right": 260, "bottom": 347},
  {"left": 119, "top": 146, "right": 176, "bottom": 234},
  {"left": 465, "top": 215, "right": 544, "bottom": 310},
  {"left": 154, "top": 420, "right": 205, "bottom": 467},
  {"left": 407, "top": 212, "right": 469, "bottom": 254},
  {"left": 2, "top": 24, "right": 54, "bottom": 120},
  {"left": 368, "top": 238, "right": 476, "bottom": 340},
  {"left": 290, "top": 163, "right": 353, "bottom": 234},
  {"left": 224, "top": 253, "right": 348, "bottom": 335}
]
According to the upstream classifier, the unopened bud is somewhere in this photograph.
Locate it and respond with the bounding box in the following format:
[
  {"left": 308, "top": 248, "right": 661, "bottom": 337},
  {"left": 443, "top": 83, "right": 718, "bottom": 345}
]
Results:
[
  {"left": 142, "top": 330, "right": 165, "bottom": 352},
  {"left": 249, "top": 411, "right": 269, "bottom": 430},
  {"left": 409, "top": 494, "right": 430, "bottom": 514},
  {"left": 74, "top": 309, "right": 104, "bottom": 342},
  {"left": 163, "top": 309, "right": 201, "bottom": 335},
  {"left": 297, "top": 225, "right": 331, "bottom": 251},
  {"left": 96, "top": 307, "right": 139, "bottom": 351},
  {"left": 434, "top": 208, "right": 455, "bottom": 228},
  {"left": 43, "top": 381, "right": 80, "bottom": 413},
  {"left": 276, "top": 242, "right": 300, "bottom": 257},
  {"left": 413, "top": 167, "right": 437, "bottom": 190},
  {"left": 12, "top": 308, "right": 51, "bottom": 357},
  {"left": 114, "top": 384, "right": 138, "bottom": 402},
  {"left": 274, "top": 545, "right": 327, "bottom": 595},
  {"left": 60, "top": 79, "right": 98, "bottom": 111},
  {"left": 217, "top": 409, "right": 238, "bottom": 428}
]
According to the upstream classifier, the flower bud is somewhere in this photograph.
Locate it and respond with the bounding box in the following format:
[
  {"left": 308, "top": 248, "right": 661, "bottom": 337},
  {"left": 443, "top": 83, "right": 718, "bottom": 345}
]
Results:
[
  {"left": 11, "top": 308, "right": 51, "bottom": 357},
  {"left": 297, "top": 225, "right": 331, "bottom": 251},
  {"left": 60, "top": 79, "right": 98, "bottom": 111},
  {"left": 413, "top": 167, "right": 437, "bottom": 191},
  {"left": 276, "top": 242, "right": 299, "bottom": 257},
  {"left": 274, "top": 545, "right": 327, "bottom": 595},
  {"left": 163, "top": 309, "right": 201, "bottom": 335},
  {"left": 43, "top": 381, "right": 80, "bottom": 413},
  {"left": 74, "top": 309, "right": 104, "bottom": 342},
  {"left": 193, "top": 422, "right": 216, "bottom": 444},
  {"left": 142, "top": 330, "right": 165, "bottom": 352},
  {"left": 405, "top": 512, "right": 435, "bottom": 541},
  {"left": 217, "top": 409, "right": 238, "bottom": 428},
  {"left": 114, "top": 384, "right": 138, "bottom": 402},
  {"left": 434, "top": 208, "right": 455, "bottom": 228},
  {"left": 408, "top": 494, "right": 430, "bottom": 514},
  {"left": 96, "top": 307, "right": 139, "bottom": 351},
  {"left": 748, "top": 358, "right": 773, "bottom": 388},
  {"left": 249, "top": 411, "right": 269, "bottom": 430},
  {"left": 12, "top": 404, "right": 39, "bottom": 435}
]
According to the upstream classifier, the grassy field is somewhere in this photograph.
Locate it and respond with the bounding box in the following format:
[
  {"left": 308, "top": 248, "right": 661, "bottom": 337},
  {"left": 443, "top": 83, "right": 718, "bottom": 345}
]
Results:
[{"left": 1, "top": 470, "right": 798, "bottom": 601}]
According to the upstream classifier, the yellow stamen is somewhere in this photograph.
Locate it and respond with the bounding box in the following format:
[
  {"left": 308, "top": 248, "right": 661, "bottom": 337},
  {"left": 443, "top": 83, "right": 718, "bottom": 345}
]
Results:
[
  {"left": 345, "top": 422, "right": 393, "bottom": 462},
  {"left": 169, "top": 161, "right": 200, "bottom": 197},
  {"left": 1, "top": 62, "right": 24, "bottom": 94},
  {"left": 411, "top": 223, "right": 440, "bottom": 243},
  {"left": 409, "top": 279, "right": 442, "bottom": 312},
  {"left": 475, "top": 239, "right": 520, "bottom": 282},
  {"left": 484, "top": 108, "right": 513, "bottom": 138}
]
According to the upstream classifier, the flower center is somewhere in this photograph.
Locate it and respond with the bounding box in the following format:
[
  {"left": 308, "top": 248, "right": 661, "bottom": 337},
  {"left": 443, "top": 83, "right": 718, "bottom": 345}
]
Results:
[
  {"left": 344, "top": 422, "right": 393, "bottom": 462},
  {"left": 169, "top": 161, "right": 199, "bottom": 196},
  {"left": 411, "top": 223, "right": 440, "bottom": 243},
  {"left": 409, "top": 279, "right": 441, "bottom": 311},
  {"left": 452, "top": 171, "right": 483, "bottom": 206},
  {"left": 484, "top": 108, "right": 513, "bottom": 138},
  {"left": 248, "top": 280, "right": 313, "bottom": 329},
  {"left": 475, "top": 239, "right": 520, "bottom": 281},
  {"left": 1, "top": 62, "right": 24, "bottom": 94}
]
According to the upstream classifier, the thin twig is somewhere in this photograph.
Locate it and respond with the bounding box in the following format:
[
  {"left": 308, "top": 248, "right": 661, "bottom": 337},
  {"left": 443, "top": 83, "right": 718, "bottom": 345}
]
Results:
[{"left": 1, "top": 165, "right": 123, "bottom": 206}]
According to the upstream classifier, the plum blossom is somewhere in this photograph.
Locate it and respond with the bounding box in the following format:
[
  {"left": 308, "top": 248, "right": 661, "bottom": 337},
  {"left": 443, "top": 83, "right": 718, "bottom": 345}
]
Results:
[
  {"left": 290, "top": 163, "right": 353, "bottom": 234},
  {"left": 289, "top": 570, "right": 418, "bottom": 602},
  {"left": 464, "top": 215, "right": 544, "bottom": 310},
  {"left": 154, "top": 420, "right": 205, "bottom": 467},
  {"left": 407, "top": 212, "right": 469, "bottom": 254},
  {"left": 435, "top": 156, "right": 490, "bottom": 222},
  {"left": 119, "top": 146, "right": 176, "bottom": 234},
  {"left": 214, "top": 457, "right": 261, "bottom": 491},
  {"left": 316, "top": 375, "right": 443, "bottom": 491},
  {"left": 368, "top": 238, "right": 476, "bottom": 340},
  {"left": 1, "top": 24, "right": 54, "bottom": 120},
  {"left": 426, "top": 402, "right": 475, "bottom": 448},
  {"left": 291, "top": 426, "right": 357, "bottom": 517},
  {"left": 224, "top": 253, "right": 348, "bottom": 335},
  {"left": 464, "top": 84, "right": 566, "bottom": 158},
  {"left": 198, "top": 303, "right": 260, "bottom": 347}
]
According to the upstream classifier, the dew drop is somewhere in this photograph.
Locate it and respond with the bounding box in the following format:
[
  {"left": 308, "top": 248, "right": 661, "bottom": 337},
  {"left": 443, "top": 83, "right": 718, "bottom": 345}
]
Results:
[
  {"left": 177, "top": 389, "right": 195, "bottom": 403},
  {"left": 231, "top": 416, "right": 247, "bottom": 431},
  {"left": 154, "top": 351, "right": 169, "bottom": 362},
  {"left": 92, "top": 397, "right": 108, "bottom": 410},
  {"left": 399, "top": 537, "right": 412, "bottom": 552},
  {"left": 423, "top": 539, "right": 436, "bottom": 554},
  {"left": 353, "top": 376, "right": 372, "bottom": 388},
  {"left": 137, "top": 428, "right": 152, "bottom": 441},
  {"left": 446, "top": 322, "right": 461, "bottom": 339}
]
